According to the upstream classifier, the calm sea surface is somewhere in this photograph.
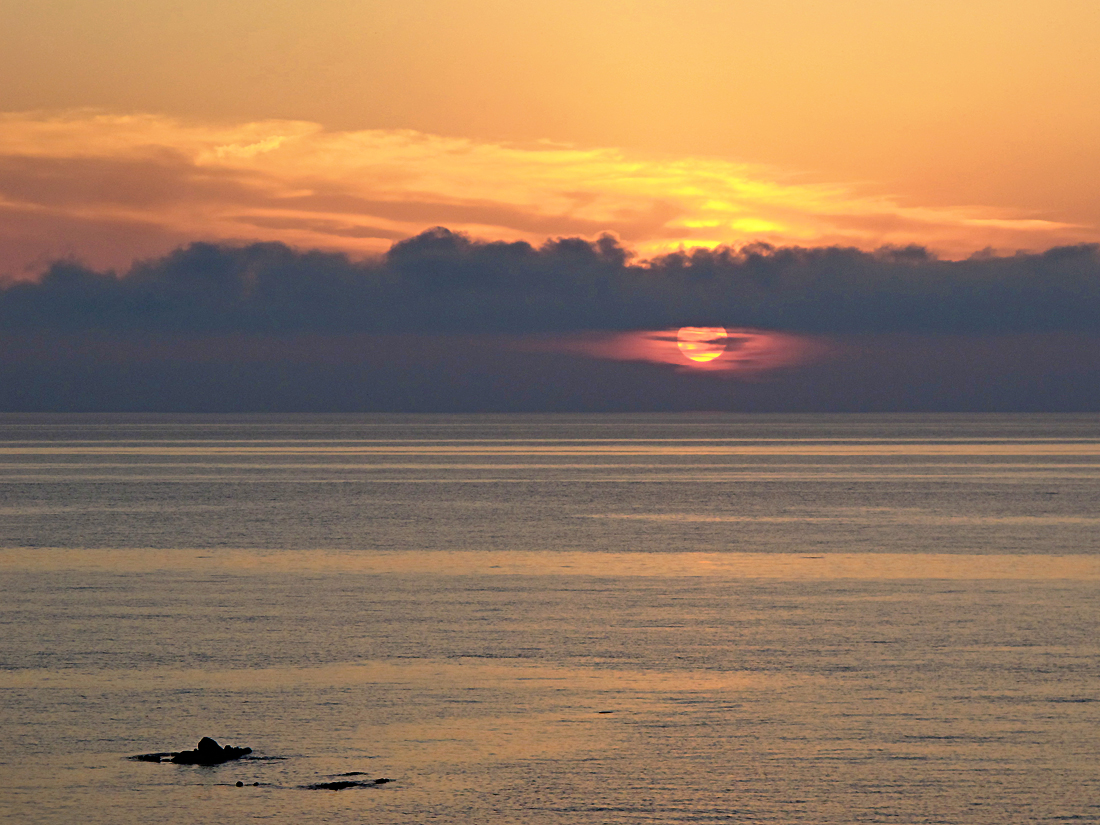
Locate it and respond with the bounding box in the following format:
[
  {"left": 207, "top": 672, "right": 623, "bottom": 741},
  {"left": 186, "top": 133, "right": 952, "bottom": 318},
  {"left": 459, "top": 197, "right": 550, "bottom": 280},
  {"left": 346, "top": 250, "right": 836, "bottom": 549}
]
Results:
[{"left": 2, "top": 413, "right": 1099, "bottom": 824}]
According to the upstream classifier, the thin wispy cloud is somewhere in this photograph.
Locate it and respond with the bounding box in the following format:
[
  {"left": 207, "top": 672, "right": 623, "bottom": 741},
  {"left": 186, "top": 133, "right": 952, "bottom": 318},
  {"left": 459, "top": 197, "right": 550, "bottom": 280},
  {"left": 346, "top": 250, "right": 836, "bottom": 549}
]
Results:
[{"left": 0, "top": 111, "right": 1089, "bottom": 278}]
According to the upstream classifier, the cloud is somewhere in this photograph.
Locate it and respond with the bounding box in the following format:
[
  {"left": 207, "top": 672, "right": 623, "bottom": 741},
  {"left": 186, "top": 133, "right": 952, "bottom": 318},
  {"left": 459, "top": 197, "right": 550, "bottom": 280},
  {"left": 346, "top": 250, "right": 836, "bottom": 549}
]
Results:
[
  {"left": 5, "top": 225, "right": 1100, "bottom": 412},
  {"left": 0, "top": 110, "right": 1093, "bottom": 278},
  {"left": 3, "top": 229, "right": 1099, "bottom": 336}
]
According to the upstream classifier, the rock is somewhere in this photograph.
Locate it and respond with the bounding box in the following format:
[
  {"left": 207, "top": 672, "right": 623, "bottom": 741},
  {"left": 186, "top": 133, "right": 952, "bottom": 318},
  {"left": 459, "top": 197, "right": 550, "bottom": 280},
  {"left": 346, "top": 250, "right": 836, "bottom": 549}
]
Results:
[
  {"left": 305, "top": 780, "right": 364, "bottom": 791},
  {"left": 304, "top": 777, "right": 394, "bottom": 790},
  {"left": 128, "top": 752, "right": 175, "bottom": 763},
  {"left": 168, "top": 737, "right": 253, "bottom": 765}
]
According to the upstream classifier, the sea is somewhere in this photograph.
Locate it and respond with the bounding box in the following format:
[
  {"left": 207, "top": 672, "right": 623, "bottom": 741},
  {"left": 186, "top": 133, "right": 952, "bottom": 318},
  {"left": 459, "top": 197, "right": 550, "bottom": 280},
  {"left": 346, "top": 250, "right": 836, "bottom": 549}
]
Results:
[{"left": 1, "top": 413, "right": 1098, "bottom": 824}]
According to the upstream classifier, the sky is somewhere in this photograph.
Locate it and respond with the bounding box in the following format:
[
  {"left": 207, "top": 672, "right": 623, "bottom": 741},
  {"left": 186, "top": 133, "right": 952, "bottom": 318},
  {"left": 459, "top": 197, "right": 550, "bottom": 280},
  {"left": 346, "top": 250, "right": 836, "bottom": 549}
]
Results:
[{"left": 2, "top": 0, "right": 1099, "bottom": 411}]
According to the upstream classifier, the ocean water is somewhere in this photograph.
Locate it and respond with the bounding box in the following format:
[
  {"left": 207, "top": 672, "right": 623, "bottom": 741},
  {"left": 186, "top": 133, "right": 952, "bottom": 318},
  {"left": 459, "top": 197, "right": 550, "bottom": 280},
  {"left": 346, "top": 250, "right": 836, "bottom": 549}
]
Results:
[{"left": 1, "top": 413, "right": 1099, "bottom": 824}]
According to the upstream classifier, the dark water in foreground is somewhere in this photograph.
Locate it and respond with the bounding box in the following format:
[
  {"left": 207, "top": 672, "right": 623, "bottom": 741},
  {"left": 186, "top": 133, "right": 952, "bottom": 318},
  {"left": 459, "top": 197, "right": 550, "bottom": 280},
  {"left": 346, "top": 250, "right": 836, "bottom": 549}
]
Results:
[{"left": 1, "top": 414, "right": 1099, "bottom": 824}]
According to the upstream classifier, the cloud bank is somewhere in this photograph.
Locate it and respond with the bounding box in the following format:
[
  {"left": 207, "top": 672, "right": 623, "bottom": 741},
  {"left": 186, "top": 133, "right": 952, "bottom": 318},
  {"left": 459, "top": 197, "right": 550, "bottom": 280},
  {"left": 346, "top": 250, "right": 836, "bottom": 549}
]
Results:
[
  {"left": 4, "top": 230, "right": 1099, "bottom": 336},
  {"left": 0, "top": 111, "right": 1091, "bottom": 279}
]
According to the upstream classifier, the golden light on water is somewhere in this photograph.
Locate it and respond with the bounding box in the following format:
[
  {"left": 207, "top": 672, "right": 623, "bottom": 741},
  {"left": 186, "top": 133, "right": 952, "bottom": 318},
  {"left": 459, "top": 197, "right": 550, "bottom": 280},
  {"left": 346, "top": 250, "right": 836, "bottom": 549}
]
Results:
[{"left": 676, "top": 327, "right": 728, "bottom": 362}]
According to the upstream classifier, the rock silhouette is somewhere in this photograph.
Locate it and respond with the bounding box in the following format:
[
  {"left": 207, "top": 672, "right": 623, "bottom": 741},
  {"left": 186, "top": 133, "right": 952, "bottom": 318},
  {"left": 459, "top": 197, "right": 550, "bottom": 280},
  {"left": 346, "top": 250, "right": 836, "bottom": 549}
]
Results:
[
  {"left": 172, "top": 737, "right": 252, "bottom": 765},
  {"left": 130, "top": 737, "right": 252, "bottom": 765},
  {"left": 304, "top": 777, "right": 393, "bottom": 790}
]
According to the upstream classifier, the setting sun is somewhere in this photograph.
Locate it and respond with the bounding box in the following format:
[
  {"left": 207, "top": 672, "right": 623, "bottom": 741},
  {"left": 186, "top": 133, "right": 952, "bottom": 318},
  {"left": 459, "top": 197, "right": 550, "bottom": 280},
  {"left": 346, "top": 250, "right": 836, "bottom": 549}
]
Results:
[{"left": 676, "top": 327, "right": 728, "bottom": 362}]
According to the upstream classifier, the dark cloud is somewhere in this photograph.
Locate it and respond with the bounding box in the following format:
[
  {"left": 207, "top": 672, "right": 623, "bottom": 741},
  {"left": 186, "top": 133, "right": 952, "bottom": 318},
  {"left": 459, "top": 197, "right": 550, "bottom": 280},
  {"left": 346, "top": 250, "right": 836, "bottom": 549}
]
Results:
[
  {"left": 2, "top": 228, "right": 1099, "bottom": 335},
  {"left": 4, "top": 230, "right": 1100, "bottom": 411}
]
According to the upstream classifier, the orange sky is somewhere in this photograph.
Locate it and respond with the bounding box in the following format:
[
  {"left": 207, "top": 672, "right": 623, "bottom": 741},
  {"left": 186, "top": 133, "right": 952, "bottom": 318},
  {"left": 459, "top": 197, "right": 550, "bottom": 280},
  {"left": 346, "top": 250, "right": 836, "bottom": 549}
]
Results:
[{"left": 2, "top": 0, "right": 1098, "bottom": 277}]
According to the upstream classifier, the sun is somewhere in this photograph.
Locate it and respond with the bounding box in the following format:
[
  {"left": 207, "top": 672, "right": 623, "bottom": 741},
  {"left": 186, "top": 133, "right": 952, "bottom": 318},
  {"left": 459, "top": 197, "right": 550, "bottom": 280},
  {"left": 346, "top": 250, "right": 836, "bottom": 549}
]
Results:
[{"left": 676, "top": 327, "right": 728, "bottom": 362}]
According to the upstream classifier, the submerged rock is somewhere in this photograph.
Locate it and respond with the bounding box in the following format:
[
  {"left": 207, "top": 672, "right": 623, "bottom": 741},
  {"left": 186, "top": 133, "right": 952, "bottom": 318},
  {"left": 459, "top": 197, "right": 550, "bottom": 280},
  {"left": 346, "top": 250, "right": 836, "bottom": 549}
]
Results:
[
  {"left": 304, "top": 778, "right": 393, "bottom": 791},
  {"left": 306, "top": 780, "right": 363, "bottom": 791},
  {"left": 129, "top": 752, "right": 175, "bottom": 763}
]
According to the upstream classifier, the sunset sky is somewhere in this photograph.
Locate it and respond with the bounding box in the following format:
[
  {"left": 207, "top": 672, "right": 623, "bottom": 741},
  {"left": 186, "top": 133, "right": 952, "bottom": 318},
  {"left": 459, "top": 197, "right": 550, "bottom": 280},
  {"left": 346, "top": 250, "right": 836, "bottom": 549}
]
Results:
[{"left": 2, "top": 0, "right": 1100, "bottom": 410}]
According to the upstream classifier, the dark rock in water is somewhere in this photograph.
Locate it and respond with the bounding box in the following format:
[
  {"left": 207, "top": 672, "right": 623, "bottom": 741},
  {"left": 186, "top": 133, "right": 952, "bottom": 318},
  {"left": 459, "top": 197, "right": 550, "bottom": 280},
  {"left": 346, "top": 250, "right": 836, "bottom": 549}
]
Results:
[
  {"left": 306, "top": 780, "right": 364, "bottom": 791},
  {"left": 304, "top": 777, "right": 393, "bottom": 791},
  {"left": 236, "top": 781, "right": 244, "bottom": 787},
  {"left": 171, "top": 738, "right": 252, "bottom": 765},
  {"left": 128, "top": 752, "right": 176, "bottom": 763},
  {"left": 130, "top": 738, "right": 252, "bottom": 765}
]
